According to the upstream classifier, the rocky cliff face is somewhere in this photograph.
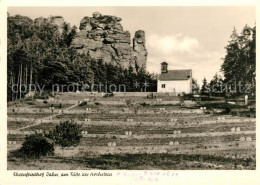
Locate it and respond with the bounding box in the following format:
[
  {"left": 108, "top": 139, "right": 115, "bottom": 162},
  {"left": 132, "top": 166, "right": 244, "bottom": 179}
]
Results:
[{"left": 71, "top": 12, "right": 147, "bottom": 71}]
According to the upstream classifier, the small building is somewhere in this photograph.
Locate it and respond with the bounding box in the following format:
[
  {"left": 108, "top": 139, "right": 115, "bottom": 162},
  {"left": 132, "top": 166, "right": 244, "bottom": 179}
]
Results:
[{"left": 157, "top": 61, "right": 192, "bottom": 95}]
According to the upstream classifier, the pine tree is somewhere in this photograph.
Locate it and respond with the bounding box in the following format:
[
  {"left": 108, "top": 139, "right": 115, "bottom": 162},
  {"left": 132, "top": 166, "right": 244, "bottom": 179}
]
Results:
[
  {"left": 221, "top": 25, "right": 256, "bottom": 95},
  {"left": 200, "top": 77, "right": 209, "bottom": 95}
]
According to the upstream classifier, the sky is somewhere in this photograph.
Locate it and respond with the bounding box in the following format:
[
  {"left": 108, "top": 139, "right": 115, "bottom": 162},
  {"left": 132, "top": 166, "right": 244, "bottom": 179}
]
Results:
[{"left": 8, "top": 6, "right": 256, "bottom": 85}]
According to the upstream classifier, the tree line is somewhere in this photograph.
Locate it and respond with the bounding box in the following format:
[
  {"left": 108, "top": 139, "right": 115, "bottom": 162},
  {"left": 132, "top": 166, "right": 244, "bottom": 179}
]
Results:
[
  {"left": 200, "top": 24, "right": 256, "bottom": 96},
  {"left": 8, "top": 14, "right": 255, "bottom": 99},
  {"left": 7, "top": 14, "right": 157, "bottom": 101}
]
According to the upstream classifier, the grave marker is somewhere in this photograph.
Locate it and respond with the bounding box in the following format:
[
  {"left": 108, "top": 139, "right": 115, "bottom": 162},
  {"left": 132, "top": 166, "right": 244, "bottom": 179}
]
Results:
[
  {"left": 171, "top": 118, "right": 177, "bottom": 122},
  {"left": 246, "top": 137, "right": 252, "bottom": 142},
  {"left": 245, "top": 95, "right": 248, "bottom": 105},
  {"left": 85, "top": 118, "right": 91, "bottom": 123},
  {"left": 236, "top": 127, "right": 241, "bottom": 132},
  {"left": 112, "top": 142, "right": 116, "bottom": 147},
  {"left": 239, "top": 137, "right": 245, "bottom": 142}
]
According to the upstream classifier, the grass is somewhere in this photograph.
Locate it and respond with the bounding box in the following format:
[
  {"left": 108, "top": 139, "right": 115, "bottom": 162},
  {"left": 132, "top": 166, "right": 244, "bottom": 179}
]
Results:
[
  {"left": 7, "top": 93, "right": 256, "bottom": 170},
  {"left": 8, "top": 153, "right": 256, "bottom": 170}
]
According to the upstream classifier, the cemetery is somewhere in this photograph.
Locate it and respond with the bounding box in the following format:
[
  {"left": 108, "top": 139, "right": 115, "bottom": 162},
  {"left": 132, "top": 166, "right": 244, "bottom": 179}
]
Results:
[{"left": 7, "top": 92, "right": 256, "bottom": 169}]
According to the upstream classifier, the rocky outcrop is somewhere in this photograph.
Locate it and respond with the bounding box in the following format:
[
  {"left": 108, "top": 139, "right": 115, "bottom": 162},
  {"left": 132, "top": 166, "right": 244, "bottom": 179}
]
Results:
[
  {"left": 50, "top": 16, "right": 65, "bottom": 33},
  {"left": 133, "top": 30, "right": 148, "bottom": 71},
  {"left": 34, "top": 17, "right": 46, "bottom": 26},
  {"left": 71, "top": 12, "right": 147, "bottom": 71},
  {"left": 35, "top": 16, "right": 65, "bottom": 34}
]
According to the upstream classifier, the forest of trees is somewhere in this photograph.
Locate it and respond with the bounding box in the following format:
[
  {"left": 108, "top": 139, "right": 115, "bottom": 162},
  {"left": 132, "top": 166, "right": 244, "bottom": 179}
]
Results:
[
  {"left": 7, "top": 14, "right": 256, "bottom": 101},
  {"left": 7, "top": 14, "right": 157, "bottom": 101},
  {"left": 220, "top": 25, "right": 256, "bottom": 95},
  {"left": 201, "top": 24, "right": 256, "bottom": 96}
]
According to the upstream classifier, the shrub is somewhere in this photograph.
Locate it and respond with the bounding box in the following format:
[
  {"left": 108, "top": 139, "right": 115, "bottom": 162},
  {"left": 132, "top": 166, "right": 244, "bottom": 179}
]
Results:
[
  {"left": 126, "top": 99, "right": 132, "bottom": 106},
  {"left": 24, "top": 96, "right": 34, "bottom": 101},
  {"left": 183, "top": 93, "right": 194, "bottom": 100},
  {"left": 103, "top": 92, "right": 114, "bottom": 98},
  {"left": 95, "top": 102, "right": 100, "bottom": 105},
  {"left": 147, "top": 93, "right": 154, "bottom": 99},
  {"left": 34, "top": 93, "right": 48, "bottom": 99},
  {"left": 79, "top": 102, "right": 87, "bottom": 106},
  {"left": 18, "top": 133, "right": 54, "bottom": 158},
  {"left": 140, "top": 102, "right": 149, "bottom": 106},
  {"left": 47, "top": 121, "right": 83, "bottom": 148},
  {"left": 224, "top": 107, "right": 231, "bottom": 114},
  {"left": 43, "top": 100, "right": 48, "bottom": 104},
  {"left": 26, "top": 101, "right": 35, "bottom": 105}
]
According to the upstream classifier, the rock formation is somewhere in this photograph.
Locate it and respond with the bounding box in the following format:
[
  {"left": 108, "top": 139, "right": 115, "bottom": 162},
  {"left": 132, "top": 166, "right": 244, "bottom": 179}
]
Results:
[
  {"left": 71, "top": 12, "right": 147, "bottom": 71},
  {"left": 35, "top": 16, "right": 66, "bottom": 34},
  {"left": 50, "top": 16, "right": 66, "bottom": 34},
  {"left": 133, "top": 30, "right": 147, "bottom": 71}
]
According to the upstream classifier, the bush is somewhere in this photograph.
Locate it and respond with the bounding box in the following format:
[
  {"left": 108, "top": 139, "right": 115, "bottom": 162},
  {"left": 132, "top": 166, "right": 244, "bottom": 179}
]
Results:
[
  {"left": 18, "top": 133, "right": 54, "bottom": 158},
  {"left": 26, "top": 101, "right": 35, "bottom": 105},
  {"left": 140, "top": 102, "right": 149, "bottom": 106},
  {"left": 34, "top": 91, "right": 53, "bottom": 100},
  {"left": 183, "top": 93, "right": 194, "bottom": 100},
  {"left": 79, "top": 102, "right": 87, "bottom": 106},
  {"left": 103, "top": 92, "right": 114, "bottom": 98},
  {"left": 24, "top": 96, "right": 34, "bottom": 101},
  {"left": 126, "top": 99, "right": 132, "bottom": 106},
  {"left": 147, "top": 93, "right": 154, "bottom": 99},
  {"left": 224, "top": 107, "right": 231, "bottom": 114},
  {"left": 47, "top": 121, "right": 83, "bottom": 148}
]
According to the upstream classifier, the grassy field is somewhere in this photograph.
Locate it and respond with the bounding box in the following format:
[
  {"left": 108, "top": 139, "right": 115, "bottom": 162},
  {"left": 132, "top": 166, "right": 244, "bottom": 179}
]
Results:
[
  {"left": 7, "top": 93, "right": 256, "bottom": 170},
  {"left": 8, "top": 153, "right": 255, "bottom": 170}
]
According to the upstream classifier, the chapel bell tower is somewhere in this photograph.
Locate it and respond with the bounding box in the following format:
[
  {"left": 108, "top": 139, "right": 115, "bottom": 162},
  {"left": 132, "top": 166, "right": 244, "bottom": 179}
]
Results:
[{"left": 161, "top": 61, "right": 168, "bottom": 73}]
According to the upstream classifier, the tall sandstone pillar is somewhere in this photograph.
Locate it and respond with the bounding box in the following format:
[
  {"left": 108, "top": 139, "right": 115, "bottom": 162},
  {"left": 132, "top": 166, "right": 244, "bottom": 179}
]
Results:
[{"left": 133, "top": 30, "right": 148, "bottom": 71}]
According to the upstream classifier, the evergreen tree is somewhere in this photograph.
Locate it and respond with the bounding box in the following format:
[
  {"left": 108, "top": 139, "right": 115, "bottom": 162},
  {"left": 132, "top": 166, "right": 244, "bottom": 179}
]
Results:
[
  {"left": 7, "top": 14, "right": 158, "bottom": 101},
  {"left": 200, "top": 77, "right": 209, "bottom": 95},
  {"left": 192, "top": 78, "right": 199, "bottom": 94},
  {"left": 209, "top": 73, "right": 224, "bottom": 96},
  {"left": 221, "top": 25, "right": 256, "bottom": 94}
]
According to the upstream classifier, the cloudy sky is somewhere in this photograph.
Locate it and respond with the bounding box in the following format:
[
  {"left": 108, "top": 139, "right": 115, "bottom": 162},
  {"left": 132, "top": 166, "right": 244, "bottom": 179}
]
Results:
[{"left": 8, "top": 6, "right": 255, "bottom": 85}]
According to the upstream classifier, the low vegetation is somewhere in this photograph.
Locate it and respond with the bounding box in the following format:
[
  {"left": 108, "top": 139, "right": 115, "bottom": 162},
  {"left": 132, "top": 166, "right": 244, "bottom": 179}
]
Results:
[
  {"left": 12, "top": 121, "right": 83, "bottom": 159},
  {"left": 47, "top": 121, "right": 83, "bottom": 148},
  {"left": 8, "top": 153, "right": 255, "bottom": 170},
  {"left": 14, "top": 133, "right": 54, "bottom": 158}
]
